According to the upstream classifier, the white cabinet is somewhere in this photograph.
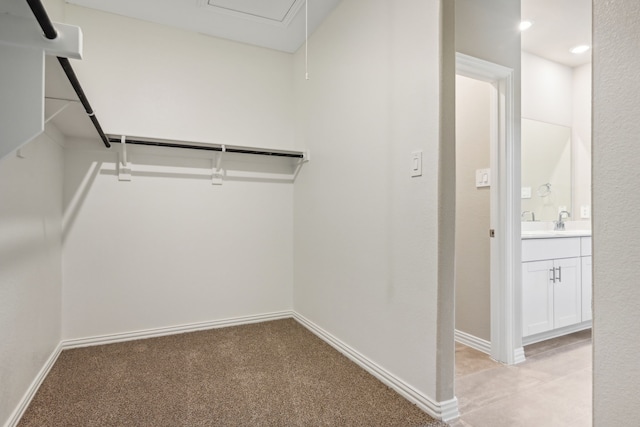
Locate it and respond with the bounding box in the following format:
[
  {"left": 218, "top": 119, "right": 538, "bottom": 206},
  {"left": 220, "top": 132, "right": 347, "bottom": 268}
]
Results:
[
  {"left": 522, "top": 257, "right": 581, "bottom": 336},
  {"left": 522, "top": 260, "right": 554, "bottom": 336},
  {"left": 522, "top": 237, "right": 588, "bottom": 339},
  {"left": 552, "top": 257, "right": 582, "bottom": 327}
]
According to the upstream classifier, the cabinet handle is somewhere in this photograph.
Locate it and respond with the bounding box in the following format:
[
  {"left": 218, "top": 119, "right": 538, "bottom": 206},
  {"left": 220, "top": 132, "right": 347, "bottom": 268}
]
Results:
[
  {"left": 557, "top": 266, "right": 562, "bottom": 283},
  {"left": 550, "top": 268, "right": 556, "bottom": 283}
]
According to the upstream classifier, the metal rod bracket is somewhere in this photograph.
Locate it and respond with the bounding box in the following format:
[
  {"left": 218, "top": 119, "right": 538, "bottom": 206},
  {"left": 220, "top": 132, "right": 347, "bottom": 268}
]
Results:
[
  {"left": 212, "top": 144, "right": 225, "bottom": 185},
  {"left": 118, "top": 136, "right": 132, "bottom": 181}
]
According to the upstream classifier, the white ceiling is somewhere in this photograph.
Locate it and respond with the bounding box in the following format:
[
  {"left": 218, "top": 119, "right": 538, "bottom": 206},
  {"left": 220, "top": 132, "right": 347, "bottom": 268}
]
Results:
[
  {"left": 521, "top": 0, "right": 592, "bottom": 67},
  {"left": 65, "top": 0, "right": 343, "bottom": 53}
]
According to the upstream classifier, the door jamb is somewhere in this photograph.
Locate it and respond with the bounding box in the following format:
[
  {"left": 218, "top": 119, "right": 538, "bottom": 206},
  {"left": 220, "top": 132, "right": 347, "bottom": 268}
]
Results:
[{"left": 455, "top": 53, "right": 524, "bottom": 365}]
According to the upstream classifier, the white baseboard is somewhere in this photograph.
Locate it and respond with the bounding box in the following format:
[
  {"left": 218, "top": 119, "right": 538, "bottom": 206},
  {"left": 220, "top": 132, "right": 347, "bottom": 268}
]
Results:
[
  {"left": 455, "top": 330, "right": 527, "bottom": 365},
  {"left": 4, "top": 342, "right": 62, "bottom": 427},
  {"left": 61, "top": 310, "right": 293, "bottom": 349},
  {"left": 454, "top": 329, "right": 491, "bottom": 355},
  {"left": 513, "top": 346, "right": 526, "bottom": 364},
  {"left": 522, "top": 321, "right": 592, "bottom": 347},
  {"left": 293, "top": 312, "right": 459, "bottom": 422}
]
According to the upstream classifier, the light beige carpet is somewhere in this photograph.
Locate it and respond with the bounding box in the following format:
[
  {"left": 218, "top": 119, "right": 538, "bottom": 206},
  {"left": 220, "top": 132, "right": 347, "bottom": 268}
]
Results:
[{"left": 19, "top": 318, "right": 447, "bottom": 426}]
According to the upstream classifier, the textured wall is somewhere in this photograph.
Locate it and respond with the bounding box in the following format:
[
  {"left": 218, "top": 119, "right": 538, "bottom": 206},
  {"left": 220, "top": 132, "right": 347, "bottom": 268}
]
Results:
[
  {"left": 0, "top": 128, "right": 64, "bottom": 426},
  {"left": 592, "top": 1, "right": 640, "bottom": 424}
]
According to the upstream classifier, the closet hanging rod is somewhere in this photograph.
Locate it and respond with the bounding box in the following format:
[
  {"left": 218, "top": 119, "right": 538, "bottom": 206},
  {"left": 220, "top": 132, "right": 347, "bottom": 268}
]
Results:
[
  {"left": 108, "top": 137, "right": 305, "bottom": 159},
  {"left": 26, "top": 0, "right": 111, "bottom": 149}
]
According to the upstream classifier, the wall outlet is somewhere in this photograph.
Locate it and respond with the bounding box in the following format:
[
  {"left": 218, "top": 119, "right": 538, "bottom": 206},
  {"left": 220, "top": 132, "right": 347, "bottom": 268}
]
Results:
[
  {"left": 521, "top": 187, "right": 532, "bottom": 199},
  {"left": 580, "top": 205, "right": 591, "bottom": 219}
]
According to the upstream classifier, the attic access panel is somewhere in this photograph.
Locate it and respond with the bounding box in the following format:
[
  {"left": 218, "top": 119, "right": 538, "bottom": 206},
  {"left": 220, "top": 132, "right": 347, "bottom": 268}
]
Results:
[{"left": 205, "top": 0, "right": 304, "bottom": 27}]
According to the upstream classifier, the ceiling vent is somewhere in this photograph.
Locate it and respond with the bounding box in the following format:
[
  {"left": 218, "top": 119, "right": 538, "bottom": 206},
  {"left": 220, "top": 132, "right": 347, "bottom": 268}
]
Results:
[{"left": 202, "top": 0, "right": 305, "bottom": 27}]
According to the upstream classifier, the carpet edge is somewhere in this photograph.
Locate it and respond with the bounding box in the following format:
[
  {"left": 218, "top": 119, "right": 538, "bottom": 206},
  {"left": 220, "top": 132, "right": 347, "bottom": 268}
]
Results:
[
  {"left": 60, "top": 310, "right": 294, "bottom": 349},
  {"left": 292, "top": 312, "right": 460, "bottom": 422}
]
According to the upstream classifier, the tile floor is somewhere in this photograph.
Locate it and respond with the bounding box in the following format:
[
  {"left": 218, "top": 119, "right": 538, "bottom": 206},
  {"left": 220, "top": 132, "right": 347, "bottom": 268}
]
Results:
[{"left": 450, "top": 329, "right": 592, "bottom": 427}]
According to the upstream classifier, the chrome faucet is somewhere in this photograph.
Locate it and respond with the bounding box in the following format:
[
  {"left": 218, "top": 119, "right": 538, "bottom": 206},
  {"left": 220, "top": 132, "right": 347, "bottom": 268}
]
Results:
[
  {"left": 555, "top": 211, "right": 570, "bottom": 230},
  {"left": 521, "top": 211, "right": 536, "bottom": 222}
]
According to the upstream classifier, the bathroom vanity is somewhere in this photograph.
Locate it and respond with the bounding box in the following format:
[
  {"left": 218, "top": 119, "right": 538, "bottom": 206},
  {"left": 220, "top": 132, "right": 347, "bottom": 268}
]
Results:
[{"left": 521, "top": 230, "right": 592, "bottom": 345}]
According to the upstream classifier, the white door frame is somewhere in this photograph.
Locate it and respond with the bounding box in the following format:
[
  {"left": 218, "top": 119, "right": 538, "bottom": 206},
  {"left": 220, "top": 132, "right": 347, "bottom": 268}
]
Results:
[{"left": 456, "top": 53, "right": 524, "bottom": 365}]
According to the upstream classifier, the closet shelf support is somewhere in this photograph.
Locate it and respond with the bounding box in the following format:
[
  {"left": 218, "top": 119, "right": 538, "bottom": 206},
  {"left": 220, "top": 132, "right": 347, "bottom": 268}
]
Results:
[
  {"left": 212, "top": 145, "right": 225, "bottom": 185},
  {"left": 26, "top": 0, "right": 111, "bottom": 148}
]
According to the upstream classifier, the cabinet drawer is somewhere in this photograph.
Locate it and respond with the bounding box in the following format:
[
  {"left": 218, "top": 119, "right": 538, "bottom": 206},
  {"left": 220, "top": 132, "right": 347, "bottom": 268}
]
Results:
[{"left": 522, "top": 237, "right": 581, "bottom": 262}]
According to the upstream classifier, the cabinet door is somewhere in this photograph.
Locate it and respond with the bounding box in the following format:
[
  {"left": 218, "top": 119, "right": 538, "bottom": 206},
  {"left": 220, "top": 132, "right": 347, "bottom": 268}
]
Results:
[
  {"left": 522, "top": 260, "right": 554, "bottom": 337},
  {"left": 581, "top": 256, "right": 592, "bottom": 321},
  {"left": 553, "top": 257, "right": 582, "bottom": 328}
]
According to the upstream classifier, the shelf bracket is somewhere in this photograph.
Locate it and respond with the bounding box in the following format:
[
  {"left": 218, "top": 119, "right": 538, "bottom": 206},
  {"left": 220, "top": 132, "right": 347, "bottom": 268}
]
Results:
[
  {"left": 118, "top": 135, "right": 132, "bottom": 181},
  {"left": 212, "top": 144, "right": 225, "bottom": 185},
  {"left": 293, "top": 150, "right": 311, "bottom": 179}
]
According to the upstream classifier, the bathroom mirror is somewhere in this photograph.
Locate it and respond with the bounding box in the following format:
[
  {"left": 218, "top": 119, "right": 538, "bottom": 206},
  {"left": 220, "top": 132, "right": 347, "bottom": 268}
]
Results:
[{"left": 521, "top": 118, "right": 572, "bottom": 222}]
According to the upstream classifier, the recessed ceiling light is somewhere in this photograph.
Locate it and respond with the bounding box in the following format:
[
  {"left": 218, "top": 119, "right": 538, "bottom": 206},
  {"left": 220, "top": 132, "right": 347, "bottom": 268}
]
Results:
[
  {"left": 570, "top": 45, "right": 590, "bottom": 54},
  {"left": 519, "top": 20, "right": 533, "bottom": 31}
]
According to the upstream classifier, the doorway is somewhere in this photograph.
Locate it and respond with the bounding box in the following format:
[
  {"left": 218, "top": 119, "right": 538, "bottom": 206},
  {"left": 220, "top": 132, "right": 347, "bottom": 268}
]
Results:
[
  {"left": 454, "top": 74, "right": 492, "bottom": 353},
  {"left": 455, "top": 53, "right": 523, "bottom": 365}
]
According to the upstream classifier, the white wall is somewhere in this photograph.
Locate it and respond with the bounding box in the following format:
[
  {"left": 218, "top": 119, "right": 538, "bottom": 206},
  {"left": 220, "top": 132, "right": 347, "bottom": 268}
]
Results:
[
  {"left": 455, "top": 76, "right": 491, "bottom": 342},
  {"left": 293, "top": 0, "right": 449, "bottom": 407},
  {"left": 0, "top": 127, "right": 64, "bottom": 426},
  {"left": 46, "top": 3, "right": 297, "bottom": 340},
  {"left": 572, "top": 63, "right": 591, "bottom": 218},
  {"left": 455, "top": 0, "right": 522, "bottom": 79},
  {"left": 0, "top": 43, "right": 44, "bottom": 160},
  {"left": 592, "top": 2, "right": 640, "bottom": 425},
  {"left": 522, "top": 52, "right": 573, "bottom": 127},
  {"left": 62, "top": 4, "right": 294, "bottom": 150},
  {"left": 62, "top": 142, "right": 295, "bottom": 340},
  {"left": 521, "top": 52, "right": 592, "bottom": 221},
  {"left": 42, "top": 0, "right": 64, "bottom": 22}
]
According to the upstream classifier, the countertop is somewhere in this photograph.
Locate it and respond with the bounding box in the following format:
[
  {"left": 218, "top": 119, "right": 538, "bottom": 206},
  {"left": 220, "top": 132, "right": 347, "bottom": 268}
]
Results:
[{"left": 521, "top": 230, "right": 592, "bottom": 239}]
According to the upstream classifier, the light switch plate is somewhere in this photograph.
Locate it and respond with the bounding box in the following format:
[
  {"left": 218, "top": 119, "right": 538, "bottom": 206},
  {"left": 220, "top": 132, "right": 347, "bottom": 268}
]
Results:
[
  {"left": 521, "top": 187, "right": 532, "bottom": 199},
  {"left": 411, "top": 151, "right": 422, "bottom": 177},
  {"left": 476, "top": 168, "right": 491, "bottom": 188}
]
